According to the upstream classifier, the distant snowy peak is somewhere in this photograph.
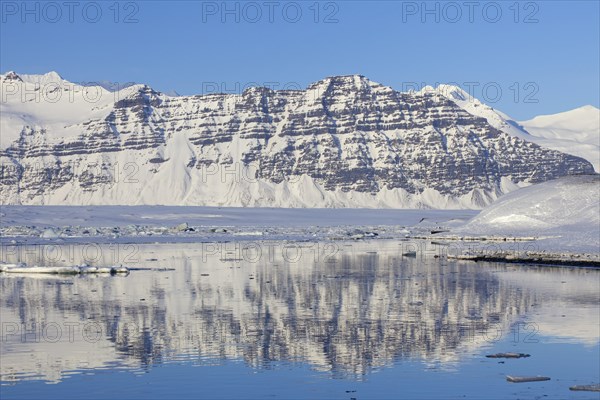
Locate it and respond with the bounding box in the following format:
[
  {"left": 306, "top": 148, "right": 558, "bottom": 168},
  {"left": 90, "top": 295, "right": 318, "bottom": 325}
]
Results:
[
  {"left": 516, "top": 106, "right": 599, "bottom": 171},
  {"left": 79, "top": 80, "right": 137, "bottom": 92},
  {"left": 519, "top": 105, "right": 599, "bottom": 141},
  {"left": 524, "top": 104, "right": 598, "bottom": 121},
  {"left": 0, "top": 72, "right": 153, "bottom": 150},
  {"left": 163, "top": 89, "right": 181, "bottom": 97},
  {"left": 1, "top": 71, "right": 23, "bottom": 82},
  {"left": 420, "top": 84, "right": 470, "bottom": 102},
  {"left": 1, "top": 71, "right": 138, "bottom": 92},
  {"left": 15, "top": 71, "right": 66, "bottom": 85}
]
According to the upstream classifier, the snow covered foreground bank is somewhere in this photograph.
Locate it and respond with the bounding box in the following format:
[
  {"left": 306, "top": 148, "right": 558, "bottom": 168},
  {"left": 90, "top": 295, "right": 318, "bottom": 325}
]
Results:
[{"left": 442, "top": 175, "right": 600, "bottom": 263}]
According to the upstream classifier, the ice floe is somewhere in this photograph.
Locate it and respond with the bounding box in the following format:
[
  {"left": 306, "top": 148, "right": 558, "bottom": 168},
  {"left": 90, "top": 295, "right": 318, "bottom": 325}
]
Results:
[{"left": 0, "top": 262, "right": 129, "bottom": 275}]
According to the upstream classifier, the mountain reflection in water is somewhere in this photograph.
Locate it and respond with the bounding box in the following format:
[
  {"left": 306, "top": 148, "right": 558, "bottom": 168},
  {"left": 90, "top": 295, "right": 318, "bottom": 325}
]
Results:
[{"left": 1, "top": 240, "right": 598, "bottom": 384}]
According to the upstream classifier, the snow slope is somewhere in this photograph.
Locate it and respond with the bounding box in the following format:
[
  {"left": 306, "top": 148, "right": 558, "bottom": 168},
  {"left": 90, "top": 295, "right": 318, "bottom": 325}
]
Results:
[
  {"left": 455, "top": 174, "right": 600, "bottom": 252},
  {"left": 0, "top": 71, "right": 141, "bottom": 148},
  {"left": 519, "top": 106, "right": 600, "bottom": 171}
]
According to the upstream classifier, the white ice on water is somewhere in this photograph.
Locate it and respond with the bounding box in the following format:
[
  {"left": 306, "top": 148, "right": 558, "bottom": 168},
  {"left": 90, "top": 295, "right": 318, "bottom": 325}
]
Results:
[{"left": 0, "top": 262, "right": 129, "bottom": 275}]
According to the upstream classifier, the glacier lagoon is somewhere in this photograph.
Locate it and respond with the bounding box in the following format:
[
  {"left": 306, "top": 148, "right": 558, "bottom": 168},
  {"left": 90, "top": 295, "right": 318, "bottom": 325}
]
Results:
[{"left": 1, "top": 240, "right": 599, "bottom": 399}]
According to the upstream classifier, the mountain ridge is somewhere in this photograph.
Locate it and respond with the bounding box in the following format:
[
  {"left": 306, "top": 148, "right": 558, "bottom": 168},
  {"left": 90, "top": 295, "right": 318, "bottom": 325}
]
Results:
[{"left": 0, "top": 71, "right": 595, "bottom": 208}]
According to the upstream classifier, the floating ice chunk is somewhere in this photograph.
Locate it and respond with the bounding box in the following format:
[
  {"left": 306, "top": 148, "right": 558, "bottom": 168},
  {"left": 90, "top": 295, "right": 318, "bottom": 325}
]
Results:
[
  {"left": 569, "top": 384, "right": 600, "bottom": 392},
  {"left": 174, "top": 222, "right": 189, "bottom": 231},
  {"left": 80, "top": 266, "right": 112, "bottom": 274},
  {"left": 233, "top": 231, "right": 263, "bottom": 236},
  {"left": 506, "top": 376, "right": 550, "bottom": 383},
  {"left": 0, "top": 262, "right": 129, "bottom": 275},
  {"left": 486, "top": 353, "right": 530, "bottom": 359},
  {"left": 79, "top": 266, "right": 97, "bottom": 274},
  {"left": 111, "top": 265, "right": 130, "bottom": 274},
  {"left": 0, "top": 262, "right": 26, "bottom": 272},
  {"left": 1, "top": 265, "right": 80, "bottom": 274},
  {"left": 40, "top": 228, "right": 59, "bottom": 238}
]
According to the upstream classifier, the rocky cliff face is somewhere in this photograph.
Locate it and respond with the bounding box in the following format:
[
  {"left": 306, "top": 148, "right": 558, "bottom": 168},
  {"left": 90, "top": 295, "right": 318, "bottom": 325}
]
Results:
[{"left": 0, "top": 72, "right": 594, "bottom": 207}]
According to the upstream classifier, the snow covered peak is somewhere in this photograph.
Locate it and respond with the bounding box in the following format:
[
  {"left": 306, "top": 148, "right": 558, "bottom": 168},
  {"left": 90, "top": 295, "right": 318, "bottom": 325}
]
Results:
[
  {"left": 302, "top": 75, "right": 397, "bottom": 103},
  {"left": 435, "top": 84, "right": 471, "bottom": 102},
  {"left": 79, "top": 80, "right": 137, "bottom": 92},
  {"left": 1, "top": 71, "right": 23, "bottom": 82},
  {"left": 517, "top": 105, "right": 599, "bottom": 170},
  {"left": 242, "top": 85, "right": 274, "bottom": 95},
  {"left": 309, "top": 74, "right": 371, "bottom": 90},
  {"left": 576, "top": 104, "right": 598, "bottom": 112},
  {"left": 417, "top": 84, "right": 479, "bottom": 104},
  {"left": 329, "top": 74, "right": 368, "bottom": 82},
  {"left": 45, "top": 71, "right": 63, "bottom": 81},
  {"left": 164, "top": 89, "right": 181, "bottom": 97},
  {"left": 521, "top": 105, "right": 599, "bottom": 129},
  {"left": 17, "top": 71, "right": 66, "bottom": 84}
]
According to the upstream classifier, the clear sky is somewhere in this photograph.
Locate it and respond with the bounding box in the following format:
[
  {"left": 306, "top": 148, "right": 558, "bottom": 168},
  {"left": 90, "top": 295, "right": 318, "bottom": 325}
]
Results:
[{"left": 1, "top": 0, "right": 598, "bottom": 119}]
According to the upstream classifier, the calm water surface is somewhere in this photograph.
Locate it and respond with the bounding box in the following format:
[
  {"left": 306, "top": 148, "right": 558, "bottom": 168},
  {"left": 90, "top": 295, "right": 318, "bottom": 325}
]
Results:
[{"left": 1, "top": 241, "right": 598, "bottom": 399}]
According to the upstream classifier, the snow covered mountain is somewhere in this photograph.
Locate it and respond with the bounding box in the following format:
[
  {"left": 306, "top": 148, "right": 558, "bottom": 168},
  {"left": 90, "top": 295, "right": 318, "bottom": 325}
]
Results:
[
  {"left": 519, "top": 106, "right": 600, "bottom": 171},
  {"left": 0, "top": 71, "right": 594, "bottom": 208},
  {"left": 425, "top": 85, "right": 599, "bottom": 171}
]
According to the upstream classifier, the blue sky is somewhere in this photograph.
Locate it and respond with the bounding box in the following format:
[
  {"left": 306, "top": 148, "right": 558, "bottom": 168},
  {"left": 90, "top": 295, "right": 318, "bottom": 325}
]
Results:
[{"left": 1, "top": 0, "right": 598, "bottom": 119}]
